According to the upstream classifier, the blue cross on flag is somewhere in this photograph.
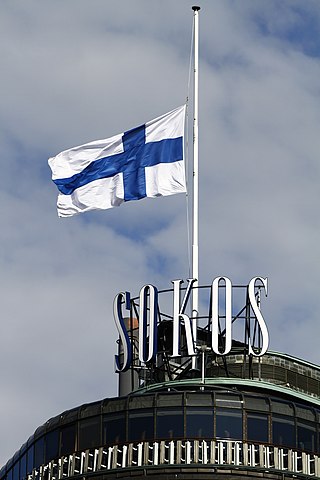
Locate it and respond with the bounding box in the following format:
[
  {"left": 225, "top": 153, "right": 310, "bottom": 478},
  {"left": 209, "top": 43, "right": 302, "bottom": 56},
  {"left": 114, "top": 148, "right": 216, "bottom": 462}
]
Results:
[{"left": 48, "top": 105, "right": 186, "bottom": 217}]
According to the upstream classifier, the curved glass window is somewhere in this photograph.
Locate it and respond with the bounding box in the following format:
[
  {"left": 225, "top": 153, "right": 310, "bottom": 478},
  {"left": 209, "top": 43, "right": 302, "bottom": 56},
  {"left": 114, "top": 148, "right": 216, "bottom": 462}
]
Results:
[
  {"left": 128, "top": 409, "right": 154, "bottom": 442},
  {"left": 186, "top": 407, "right": 213, "bottom": 438},
  {"left": 272, "top": 415, "right": 295, "bottom": 448},
  {"left": 60, "top": 424, "right": 76, "bottom": 456},
  {"left": 245, "top": 396, "right": 269, "bottom": 412},
  {"left": 272, "top": 400, "right": 294, "bottom": 416},
  {"left": 34, "top": 437, "right": 44, "bottom": 469},
  {"left": 216, "top": 393, "right": 242, "bottom": 408},
  {"left": 247, "top": 413, "right": 269, "bottom": 443},
  {"left": 26, "top": 447, "right": 34, "bottom": 475},
  {"left": 103, "top": 413, "right": 126, "bottom": 445},
  {"left": 296, "top": 405, "right": 315, "bottom": 422},
  {"left": 20, "top": 454, "right": 27, "bottom": 480},
  {"left": 128, "top": 396, "right": 154, "bottom": 409},
  {"left": 157, "top": 394, "right": 183, "bottom": 407},
  {"left": 12, "top": 463, "right": 19, "bottom": 480},
  {"left": 297, "top": 420, "right": 316, "bottom": 452},
  {"left": 79, "top": 417, "right": 101, "bottom": 450},
  {"left": 156, "top": 408, "right": 183, "bottom": 440},
  {"left": 45, "top": 430, "right": 59, "bottom": 463},
  {"left": 186, "top": 393, "right": 213, "bottom": 406},
  {"left": 216, "top": 408, "right": 242, "bottom": 440}
]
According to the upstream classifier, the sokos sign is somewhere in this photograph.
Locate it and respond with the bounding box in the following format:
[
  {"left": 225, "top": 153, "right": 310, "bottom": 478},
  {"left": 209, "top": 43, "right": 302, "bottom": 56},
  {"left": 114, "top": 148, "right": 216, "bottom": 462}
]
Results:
[{"left": 114, "top": 276, "right": 269, "bottom": 372}]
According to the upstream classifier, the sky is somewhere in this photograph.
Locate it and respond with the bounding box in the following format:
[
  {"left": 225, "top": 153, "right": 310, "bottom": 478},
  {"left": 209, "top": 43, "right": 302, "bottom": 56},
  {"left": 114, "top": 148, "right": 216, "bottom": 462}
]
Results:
[{"left": 1, "top": 0, "right": 320, "bottom": 467}]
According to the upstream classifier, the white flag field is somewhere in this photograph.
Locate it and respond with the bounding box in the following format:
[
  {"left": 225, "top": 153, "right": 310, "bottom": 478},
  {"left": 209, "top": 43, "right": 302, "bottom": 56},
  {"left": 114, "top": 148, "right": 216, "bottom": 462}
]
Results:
[{"left": 48, "top": 105, "right": 186, "bottom": 217}]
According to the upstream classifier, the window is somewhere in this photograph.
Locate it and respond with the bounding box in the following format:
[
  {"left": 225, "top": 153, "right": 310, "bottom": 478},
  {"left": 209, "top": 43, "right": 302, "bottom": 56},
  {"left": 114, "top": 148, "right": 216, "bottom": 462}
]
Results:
[
  {"left": 272, "top": 400, "right": 294, "bottom": 416},
  {"left": 156, "top": 408, "right": 184, "bottom": 439},
  {"left": 27, "top": 447, "right": 34, "bottom": 475},
  {"left": 247, "top": 413, "right": 269, "bottom": 443},
  {"left": 157, "top": 394, "right": 183, "bottom": 407},
  {"left": 128, "top": 409, "right": 154, "bottom": 441},
  {"left": 272, "top": 415, "right": 295, "bottom": 448},
  {"left": 12, "top": 463, "right": 19, "bottom": 480},
  {"left": 60, "top": 424, "right": 76, "bottom": 456},
  {"left": 186, "top": 407, "right": 213, "bottom": 438},
  {"left": 79, "top": 417, "right": 101, "bottom": 450},
  {"left": 128, "top": 396, "right": 153, "bottom": 409},
  {"left": 245, "top": 396, "right": 269, "bottom": 412},
  {"left": 186, "top": 393, "right": 213, "bottom": 406},
  {"left": 216, "top": 408, "right": 242, "bottom": 440},
  {"left": 296, "top": 405, "right": 315, "bottom": 422},
  {"left": 216, "top": 393, "right": 242, "bottom": 408},
  {"left": 34, "top": 438, "right": 44, "bottom": 468},
  {"left": 20, "top": 454, "right": 27, "bottom": 480},
  {"left": 45, "top": 430, "right": 59, "bottom": 463},
  {"left": 297, "top": 421, "right": 316, "bottom": 452},
  {"left": 103, "top": 413, "right": 126, "bottom": 445}
]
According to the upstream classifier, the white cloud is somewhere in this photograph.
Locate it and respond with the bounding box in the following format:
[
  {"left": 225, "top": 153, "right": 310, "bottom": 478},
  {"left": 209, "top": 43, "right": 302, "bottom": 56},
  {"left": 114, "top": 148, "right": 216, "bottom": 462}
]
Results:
[{"left": 0, "top": 0, "right": 320, "bottom": 467}]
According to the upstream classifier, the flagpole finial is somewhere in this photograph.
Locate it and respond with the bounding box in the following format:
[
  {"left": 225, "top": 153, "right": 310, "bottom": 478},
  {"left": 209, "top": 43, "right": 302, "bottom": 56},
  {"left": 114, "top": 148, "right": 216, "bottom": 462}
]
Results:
[{"left": 192, "top": 6, "right": 200, "bottom": 11}]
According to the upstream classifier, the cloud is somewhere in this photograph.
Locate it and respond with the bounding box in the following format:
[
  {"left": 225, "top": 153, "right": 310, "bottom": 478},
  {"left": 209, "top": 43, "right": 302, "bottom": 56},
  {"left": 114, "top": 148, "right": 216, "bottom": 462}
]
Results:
[{"left": 0, "top": 0, "right": 320, "bottom": 467}]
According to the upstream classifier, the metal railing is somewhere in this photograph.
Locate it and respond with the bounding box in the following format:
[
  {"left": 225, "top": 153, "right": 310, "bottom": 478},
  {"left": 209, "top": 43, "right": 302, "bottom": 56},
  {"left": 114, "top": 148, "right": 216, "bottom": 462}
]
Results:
[{"left": 27, "top": 439, "right": 320, "bottom": 480}]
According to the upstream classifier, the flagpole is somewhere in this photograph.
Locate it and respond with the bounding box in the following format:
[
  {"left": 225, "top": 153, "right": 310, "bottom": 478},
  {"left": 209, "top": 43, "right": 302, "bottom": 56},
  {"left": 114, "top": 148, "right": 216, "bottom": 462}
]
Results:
[{"left": 192, "top": 5, "right": 200, "bottom": 368}]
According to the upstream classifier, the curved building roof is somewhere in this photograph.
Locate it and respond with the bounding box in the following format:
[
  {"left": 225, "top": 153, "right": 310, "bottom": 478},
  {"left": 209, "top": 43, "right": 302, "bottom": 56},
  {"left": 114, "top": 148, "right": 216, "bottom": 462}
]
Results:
[{"left": 2, "top": 350, "right": 320, "bottom": 480}]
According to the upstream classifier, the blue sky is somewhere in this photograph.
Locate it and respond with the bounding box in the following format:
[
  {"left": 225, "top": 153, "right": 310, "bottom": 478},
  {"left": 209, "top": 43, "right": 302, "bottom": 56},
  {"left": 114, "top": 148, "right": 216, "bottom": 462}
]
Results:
[{"left": 1, "top": 0, "right": 320, "bottom": 467}]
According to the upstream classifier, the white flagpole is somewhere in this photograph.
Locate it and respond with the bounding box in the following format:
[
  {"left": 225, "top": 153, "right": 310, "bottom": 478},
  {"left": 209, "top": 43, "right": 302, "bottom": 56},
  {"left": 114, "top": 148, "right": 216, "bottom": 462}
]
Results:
[{"left": 192, "top": 5, "right": 200, "bottom": 367}]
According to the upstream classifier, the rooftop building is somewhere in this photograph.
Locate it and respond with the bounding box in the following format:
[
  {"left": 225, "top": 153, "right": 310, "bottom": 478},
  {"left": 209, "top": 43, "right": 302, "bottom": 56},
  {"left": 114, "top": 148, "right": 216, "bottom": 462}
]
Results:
[{"left": 2, "top": 281, "right": 320, "bottom": 480}]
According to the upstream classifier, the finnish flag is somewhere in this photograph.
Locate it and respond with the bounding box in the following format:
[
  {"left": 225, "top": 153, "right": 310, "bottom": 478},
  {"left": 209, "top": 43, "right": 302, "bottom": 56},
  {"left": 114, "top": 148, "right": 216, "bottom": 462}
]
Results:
[{"left": 48, "top": 105, "right": 186, "bottom": 217}]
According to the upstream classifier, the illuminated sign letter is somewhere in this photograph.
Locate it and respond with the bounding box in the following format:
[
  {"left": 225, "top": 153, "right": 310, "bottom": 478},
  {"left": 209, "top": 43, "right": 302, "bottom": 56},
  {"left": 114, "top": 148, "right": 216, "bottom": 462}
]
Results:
[
  {"left": 172, "top": 278, "right": 197, "bottom": 357},
  {"left": 248, "top": 277, "right": 269, "bottom": 356},
  {"left": 211, "top": 276, "right": 232, "bottom": 355},
  {"left": 138, "top": 284, "right": 158, "bottom": 364},
  {"left": 113, "top": 292, "right": 132, "bottom": 372}
]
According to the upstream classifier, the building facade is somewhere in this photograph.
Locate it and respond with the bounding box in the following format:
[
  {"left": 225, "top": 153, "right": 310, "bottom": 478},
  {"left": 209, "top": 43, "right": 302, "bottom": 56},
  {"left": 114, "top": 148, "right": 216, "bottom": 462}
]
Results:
[{"left": 2, "top": 283, "right": 320, "bottom": 480}]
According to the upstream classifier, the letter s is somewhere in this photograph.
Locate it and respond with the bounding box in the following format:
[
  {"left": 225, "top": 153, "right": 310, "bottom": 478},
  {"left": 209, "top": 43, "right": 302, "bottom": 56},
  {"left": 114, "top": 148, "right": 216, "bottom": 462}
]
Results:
[
  {"left": 248, "top": 277, "right": 269, "bottom": 357},
  {"left": 114, "top": 292, "right": 132, "bottom": 372}
]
